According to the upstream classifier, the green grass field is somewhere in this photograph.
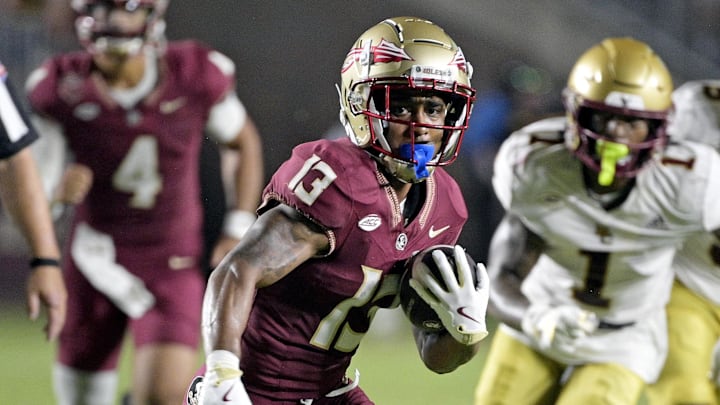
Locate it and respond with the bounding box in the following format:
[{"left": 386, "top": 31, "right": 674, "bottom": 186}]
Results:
[{"left": 0, "top": 306, "right": 491, "bottom": 404}]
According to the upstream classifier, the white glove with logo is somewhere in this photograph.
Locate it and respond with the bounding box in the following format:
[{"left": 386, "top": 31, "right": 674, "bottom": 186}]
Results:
[
  {"left": 199, "top": 350, "right": 252, "bottom": 405},
  {"left": 521, "top": 304, "right": 598, "bottom": 353},
  {"left": 710, "top": 338, "right": 720, "bottom": 387},
  {"left": 409, "top": 245, "right": 490, "bottom": 345}
]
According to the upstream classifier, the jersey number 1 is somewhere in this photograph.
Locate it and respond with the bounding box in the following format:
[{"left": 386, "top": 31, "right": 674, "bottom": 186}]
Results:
[{"left": 573, "top": 250, "right": 611, "bottom": 308}]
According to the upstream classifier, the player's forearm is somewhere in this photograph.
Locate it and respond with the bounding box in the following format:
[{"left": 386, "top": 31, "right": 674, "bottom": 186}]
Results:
[
  {"left": 0, "top": 149, "right": 60, "bottom": 259},
  {"left": 231, "top": 120, "right": 264, "bottom": 213},
  {"left": 201, "top": 263, "right": 256, "bottom": 357},
  {"left": 486, "top": 214, "right": 540, "bottom": 329},
  {"left": 487, "top": 248, "right": 534, "bottom": 329},
  {"left": 487, "top": 274, "right": 528, "bottom": 330}
]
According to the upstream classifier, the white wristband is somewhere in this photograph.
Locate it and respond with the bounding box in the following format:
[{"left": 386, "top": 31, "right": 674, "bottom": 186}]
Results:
[
  {"left": 206, "top": 349, "right": 240, "bottom": 370},
  {"left": 222, "top": 210, "right": 256, "bottom": 240}
]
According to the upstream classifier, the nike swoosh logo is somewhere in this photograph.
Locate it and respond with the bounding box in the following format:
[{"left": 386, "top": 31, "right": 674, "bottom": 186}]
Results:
[
  {"left": 457, "top": 306, "right": 481, "bottom": 324},
  {"left": 223, "top": 383, "right": 234, "bottom": 402},
  {"left": 428, "top": 225, "right": 450, "bottom": 238}
]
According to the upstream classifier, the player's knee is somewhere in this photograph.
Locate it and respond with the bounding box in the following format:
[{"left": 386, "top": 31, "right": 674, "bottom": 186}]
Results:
[{"left": 559, "top": 366, "right": 643, "bottom": 405}]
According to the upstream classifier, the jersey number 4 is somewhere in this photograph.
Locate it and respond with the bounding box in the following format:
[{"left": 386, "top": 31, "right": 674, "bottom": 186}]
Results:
[{"left": 112, "top": 136, "right": 163, "bottom": 209}]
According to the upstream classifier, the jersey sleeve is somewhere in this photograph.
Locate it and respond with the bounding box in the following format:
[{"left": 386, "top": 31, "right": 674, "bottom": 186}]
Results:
[
  {"left": 205, "top": 92, "right": 247, "bottom": 143},
  {"left": 492, "top": 117, "right": 566, "bottom": 211},
  {"left": 171, "top": 41, "right": 235, "bottom": 108},
  {"left": 492, "top": 131, "right": 522, "bottom": 210},
  {"left": 669, "top": 80, "right": 720, "bottom": 149},
  {"left": 260, "top": 140, "right": 360, "bottom": 234},
  {"left": 698, "top": 145, "right": 720, "bottom": 231},
  {"left": 668, "top": 80, "right": 720, "bottom": 231},
  {"left": 0, "top": 65, "right": 37, "bottom": 159},
  {"left": 25, "top": 54, "right": 84, "bottom": 124}
]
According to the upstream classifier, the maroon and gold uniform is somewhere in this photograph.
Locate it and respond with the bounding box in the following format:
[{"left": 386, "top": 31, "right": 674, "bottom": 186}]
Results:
[{"left": 243, "top": 137, "right": 467, "bottom": 401}]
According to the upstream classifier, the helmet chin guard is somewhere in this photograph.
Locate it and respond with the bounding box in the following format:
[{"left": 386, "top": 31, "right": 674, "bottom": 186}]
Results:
[{"left": 338, "top": 17, "right": 476, "bottom": 183}]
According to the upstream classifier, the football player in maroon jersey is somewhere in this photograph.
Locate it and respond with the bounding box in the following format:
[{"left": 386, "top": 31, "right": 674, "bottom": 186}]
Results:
[
  {"left": 192, "top": 17, "right": 490, "bottom": 405},
  {"left": 25, "top": 1, "right": 264, "bottom": 404},
  {"left": 0, "top": 61, "right": 66, "bottom": 343}
]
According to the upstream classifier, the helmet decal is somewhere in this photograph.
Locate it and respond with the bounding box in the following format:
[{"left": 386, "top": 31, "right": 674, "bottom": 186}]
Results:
[
  {"left": 341, "top": 39, "right": 413, "bottom": 74},
  {"left": 450, "top": 48, "right": 470, "bottom": 74},
  {"left": 604, "top": 91, "right": 645, "bottom": 110}
]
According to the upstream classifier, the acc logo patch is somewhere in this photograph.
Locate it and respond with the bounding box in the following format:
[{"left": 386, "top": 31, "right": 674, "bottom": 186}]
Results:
[{"left": 358, "top": 214, "right": 382, "bottom": 232}]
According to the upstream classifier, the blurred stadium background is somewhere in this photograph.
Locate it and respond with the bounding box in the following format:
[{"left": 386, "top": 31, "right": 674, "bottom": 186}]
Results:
[{"left": 1, "top": 0, "right": 718, "bottom": 403}]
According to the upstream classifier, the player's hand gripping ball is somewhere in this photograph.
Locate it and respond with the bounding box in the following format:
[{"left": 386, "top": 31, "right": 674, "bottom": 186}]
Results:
[{"left": 399, "top": 245, "right": 490, "bottom": 345}]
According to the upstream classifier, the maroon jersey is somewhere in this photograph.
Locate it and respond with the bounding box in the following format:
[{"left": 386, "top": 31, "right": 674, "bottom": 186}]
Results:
[
  {"left": 244, "top": 138, "right": 468, "bottom": 400},
  {"left": 27, "top": 41, "right": 232, "bottom": 261}
]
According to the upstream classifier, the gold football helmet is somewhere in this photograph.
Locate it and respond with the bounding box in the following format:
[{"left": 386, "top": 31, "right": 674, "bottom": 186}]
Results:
[
  {"left": 563, "top": 37, "right": 673, "bottom": 183},
  {"left": 338, "top": 16, "right": 476, "bottom": 183}
]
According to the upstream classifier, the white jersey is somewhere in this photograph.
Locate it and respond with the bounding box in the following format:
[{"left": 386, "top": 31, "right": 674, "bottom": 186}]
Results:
[
  {"left": 668, "top": 80, "right": 720, "bottom": 305},
  {"left": 668, "top": 79, "right": 720, "bottom": 148},
  {"left": 493, "top": 116, "right": 720, "bottom": 381}
]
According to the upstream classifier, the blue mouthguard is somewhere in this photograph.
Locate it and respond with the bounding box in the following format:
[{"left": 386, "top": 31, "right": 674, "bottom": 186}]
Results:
[{"left": 399, "top": 143, "right": 435, "bottom": 179}]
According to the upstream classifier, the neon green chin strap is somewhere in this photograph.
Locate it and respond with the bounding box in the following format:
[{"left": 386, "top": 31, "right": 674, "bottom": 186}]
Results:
[{"left": 595, "top": 140, "right": 630, "bottom": 186}]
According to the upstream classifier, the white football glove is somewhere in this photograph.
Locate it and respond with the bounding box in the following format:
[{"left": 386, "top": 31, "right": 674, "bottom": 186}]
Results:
[
  {"left": 199, "top": 350, "right": 252, "bottom": 405},
  {"left": 710, "top": 338, "right": 720, "bottom": 387},
  {"left": 521, "top": 304, "right": 598, "bottom": 353},
  {"left": 409, "top": 245, "right": 490, "bottom": 345}
]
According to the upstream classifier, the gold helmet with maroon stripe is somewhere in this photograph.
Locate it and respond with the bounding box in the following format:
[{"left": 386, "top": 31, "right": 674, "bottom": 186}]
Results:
[{"left": 338, "top": 16, "right": 476, "bottom": 183}]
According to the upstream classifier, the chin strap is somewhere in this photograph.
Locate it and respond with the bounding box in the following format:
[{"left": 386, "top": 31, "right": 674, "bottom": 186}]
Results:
[
  {"left": 399, "top": 144, "right": 435, "bottom": 180},
  {"left": 595, "top": 140, "right": 629, "bottom": 186}
]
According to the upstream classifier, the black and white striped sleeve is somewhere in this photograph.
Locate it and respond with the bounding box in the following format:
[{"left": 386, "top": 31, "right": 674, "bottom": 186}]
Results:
[{"left": 0, "top": 64, "right": 37, "bottom": 160}]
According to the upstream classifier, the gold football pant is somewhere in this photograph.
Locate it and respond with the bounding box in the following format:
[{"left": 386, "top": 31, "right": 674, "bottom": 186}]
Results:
[
  {"left": 645, "top": 280, "right": 720, "bottom": 405},
  {"left": 474, "top": 325, "right": 643, "bottom": 405}
]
